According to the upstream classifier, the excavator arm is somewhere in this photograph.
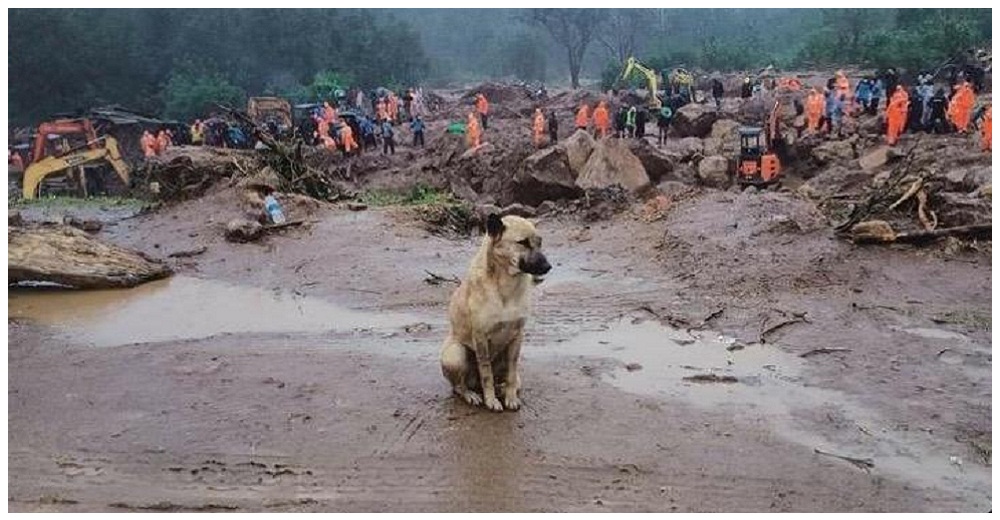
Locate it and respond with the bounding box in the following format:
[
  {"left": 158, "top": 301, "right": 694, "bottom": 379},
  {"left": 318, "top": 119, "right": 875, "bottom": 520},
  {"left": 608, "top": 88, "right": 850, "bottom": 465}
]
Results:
[
  {"left": 619, "top": 57, "right": 662, "bottom": 110},
  {"left": 22, "top": 137, "right": 130, "bottom": 199}
]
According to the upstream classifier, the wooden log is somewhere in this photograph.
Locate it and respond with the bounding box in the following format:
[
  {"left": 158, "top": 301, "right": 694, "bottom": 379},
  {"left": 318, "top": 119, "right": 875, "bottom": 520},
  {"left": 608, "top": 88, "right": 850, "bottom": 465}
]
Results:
[{"left": 8, "top": 225, "right": 172, "bottom": 289}]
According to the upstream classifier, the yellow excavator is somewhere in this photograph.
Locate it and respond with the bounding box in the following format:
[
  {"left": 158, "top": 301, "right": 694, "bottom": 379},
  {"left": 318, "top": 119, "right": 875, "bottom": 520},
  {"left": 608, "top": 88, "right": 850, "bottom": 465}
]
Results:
[
  {"left": 619, "top": 56, "right": 663, "bottom": 110},
  {"left": 21, "top": 136, "right": 130, "bottom": 199}
]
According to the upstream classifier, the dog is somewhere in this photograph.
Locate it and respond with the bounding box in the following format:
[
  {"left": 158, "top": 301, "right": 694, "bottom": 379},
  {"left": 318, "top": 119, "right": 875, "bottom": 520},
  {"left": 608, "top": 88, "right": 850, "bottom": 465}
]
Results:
[{"left": 440, "top": 214, "right": 551, "bottom": 412}]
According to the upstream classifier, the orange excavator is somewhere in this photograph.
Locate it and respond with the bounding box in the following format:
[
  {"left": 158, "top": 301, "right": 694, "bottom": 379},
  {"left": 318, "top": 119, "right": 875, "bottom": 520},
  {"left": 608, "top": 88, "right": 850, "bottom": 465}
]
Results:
[
  {"left": 735, "top": 100, "right": 784, "bottom": 187},
  {"left": 30, "top": 118, "right": 99, "bottom": 164}
]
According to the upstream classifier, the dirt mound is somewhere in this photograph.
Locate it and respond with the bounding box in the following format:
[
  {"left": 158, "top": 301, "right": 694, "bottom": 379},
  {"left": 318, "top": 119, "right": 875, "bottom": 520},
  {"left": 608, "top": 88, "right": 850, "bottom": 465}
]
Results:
[{"left": 462, "top": 82, "right": 534, "bottom": 104}]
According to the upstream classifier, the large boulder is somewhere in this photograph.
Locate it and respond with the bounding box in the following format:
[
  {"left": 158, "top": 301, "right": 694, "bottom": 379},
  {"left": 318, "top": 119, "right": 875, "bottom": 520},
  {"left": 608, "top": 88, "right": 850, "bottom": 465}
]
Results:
[
  {"left": 672, "top": 104, "right": 719, "bottom": 138},
  {"left": 858, "top": 144, "right": 891, "bottom": 172},
  {"left": 225, "top": 218, "right": 264, "bottom": 243},
  {"left": 662, "top": 137, "right": 705, "bottom": 162},
  {"left": 811, "top": 138, "right": 857, "bottom": 165},
  {"left": 696, "top": 155, "right": 731, "bottom": 189},
  {"left": 626, "top": 140, "right": 683, "bottom": 183},
  {"left": 513, "top": 146, "right": 583, "bottom": 206},
  {"left": 710, "top": 119, "right": 741, "bottom": 156},
  {"left": 561, "top": 129, "right": 596, "bottom": 174},
  {"left": 576, "top": 139, "right": 651, "bottom": 193}
]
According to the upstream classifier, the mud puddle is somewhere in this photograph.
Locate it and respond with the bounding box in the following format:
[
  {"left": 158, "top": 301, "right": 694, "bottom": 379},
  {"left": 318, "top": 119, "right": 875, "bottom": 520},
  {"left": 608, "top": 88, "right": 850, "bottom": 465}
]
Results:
[
  {"left": 8, "top": 276, "right": 421, "bottom": 347},
  {"left": 541, "top": 316, "right": 990, "bottom": 500}
]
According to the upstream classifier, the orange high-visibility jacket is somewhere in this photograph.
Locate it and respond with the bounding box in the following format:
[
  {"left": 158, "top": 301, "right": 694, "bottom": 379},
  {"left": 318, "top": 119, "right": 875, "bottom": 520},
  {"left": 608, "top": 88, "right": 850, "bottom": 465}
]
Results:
[
  {"left": 575, "top": 104, "right": 590, "bottom": 128},
  {"left": 475, "top": 94, "right": 489, "bottom": 115}
]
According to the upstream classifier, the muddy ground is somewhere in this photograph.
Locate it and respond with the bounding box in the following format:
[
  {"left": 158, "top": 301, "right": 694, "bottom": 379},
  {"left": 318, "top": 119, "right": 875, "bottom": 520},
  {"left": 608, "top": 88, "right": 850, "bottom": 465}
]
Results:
[{"left": 8, "top": 81, "right": 993, "bottom": 512}]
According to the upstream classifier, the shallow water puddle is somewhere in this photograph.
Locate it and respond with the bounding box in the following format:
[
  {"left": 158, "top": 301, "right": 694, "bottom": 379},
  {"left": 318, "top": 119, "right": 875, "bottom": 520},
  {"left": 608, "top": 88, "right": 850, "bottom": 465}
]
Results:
[
  {"left": 8, "top": 276, "right": 420, "bottom": 347},
  {"left": 539, "top": 316, "right": 990, "bottom": 496}
]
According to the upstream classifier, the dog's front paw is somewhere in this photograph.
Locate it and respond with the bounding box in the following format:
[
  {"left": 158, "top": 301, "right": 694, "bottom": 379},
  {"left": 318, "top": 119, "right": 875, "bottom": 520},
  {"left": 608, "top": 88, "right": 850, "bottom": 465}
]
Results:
[
  {"left": 503, "top": 393, "right": 521, "bottom": 411},
  {"left": 483, "top": 395, "right": 504, "bottom": 412},
  {"left": 458, "top": 389, "right": 483, "bottom": 407}
]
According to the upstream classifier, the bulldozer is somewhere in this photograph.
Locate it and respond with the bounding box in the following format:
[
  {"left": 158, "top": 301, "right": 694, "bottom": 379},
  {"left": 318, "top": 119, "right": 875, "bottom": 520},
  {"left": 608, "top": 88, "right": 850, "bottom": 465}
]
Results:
[
  {"left": 735, "top": 100, "right": 784, "bottom": 187},
  {"left": 619, "top": 56, "right": 663, "bottom": 110},
  {"left": 21, "top": 136, "right": 130, "bottom": 199}
]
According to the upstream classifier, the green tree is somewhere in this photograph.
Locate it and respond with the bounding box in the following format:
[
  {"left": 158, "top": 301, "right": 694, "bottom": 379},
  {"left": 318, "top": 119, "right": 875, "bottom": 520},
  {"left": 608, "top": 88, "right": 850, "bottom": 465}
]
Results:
[{"left": 162, "top": 64, "right": 245, "bottom": 120}]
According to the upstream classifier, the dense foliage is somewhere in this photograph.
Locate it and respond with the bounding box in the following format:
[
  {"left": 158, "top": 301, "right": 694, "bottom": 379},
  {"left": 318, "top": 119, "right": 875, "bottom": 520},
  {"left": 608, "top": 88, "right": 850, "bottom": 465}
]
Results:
[{"left": 8, "top": 9, "right": 990, "bottom": 125}]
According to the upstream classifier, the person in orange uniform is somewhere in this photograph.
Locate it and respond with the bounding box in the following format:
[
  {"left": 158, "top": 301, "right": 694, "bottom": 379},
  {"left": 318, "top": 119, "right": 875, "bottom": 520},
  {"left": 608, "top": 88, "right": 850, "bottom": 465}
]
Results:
[
  {"left": 319, "top": 132, "right": 337, "bottom": 151},
  {"left": 323, "top": 101, "right": 337, "bottom": 124},
  {"left": 806, "top": 88, "right": 824, "bottom": 133},
  {"left": 532, "top": 108, "right": 545, "bottom": 148},
  {"left": 9, "top": 148, "right": 24, "bottom": 170},
  {"left": 575, "top": 102, "right": 590, "bottom": 131},
  {"left": 466, "top": 111, "right": 482, "bottom": 149},
  {"left": 315, "top": 114, "right": 330, "bottom": 142},
  {"left": 592, "top": 100, "right": 610, "bottom": 138},
  {"left": 141, "top": 130, "right": 157, "bottom": 158},
  {"left": 981, "top": 105, "right": 991, "bottom": 152},
  {"left": 339, "top": 123, "right": 358, "bottom": 156},
  {"left": 948, "top": 80, "right": 975, "bottom": 133},
  {"left": 835, "top": 71, "right": 851, "bottom": 113},
  {"left": 376, "top": 98, "right": 388, "bottom": 122},
  {"left": 475, "top": 93, "right": 489, "bottom": 130},
  {"left": 885, "top": 85, "right": 909, "bottom": 146},
  {"left": 156, "top": 129, "right": 172, "bottom": 154},
  {"left": 387, "top": 92, "right": 399, "bottom": 123}
]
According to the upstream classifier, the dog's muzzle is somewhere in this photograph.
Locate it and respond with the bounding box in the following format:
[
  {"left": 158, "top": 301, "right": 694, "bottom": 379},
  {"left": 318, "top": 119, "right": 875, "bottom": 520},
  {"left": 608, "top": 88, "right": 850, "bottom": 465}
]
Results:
[{"left": 519, "top": 251, "right": 551, "bottom": 277}]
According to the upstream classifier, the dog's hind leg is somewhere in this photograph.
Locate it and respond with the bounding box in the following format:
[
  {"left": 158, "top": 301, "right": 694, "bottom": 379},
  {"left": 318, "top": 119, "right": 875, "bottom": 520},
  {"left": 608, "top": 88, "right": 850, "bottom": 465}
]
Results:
[{"left": 441, "top": 336, "right": 483, "bottom": 407}]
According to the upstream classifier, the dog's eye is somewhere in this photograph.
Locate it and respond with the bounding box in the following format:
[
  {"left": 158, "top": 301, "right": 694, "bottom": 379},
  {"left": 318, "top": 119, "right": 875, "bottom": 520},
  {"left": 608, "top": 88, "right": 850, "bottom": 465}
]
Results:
[{"left": 518, "top": 238, "right": 532, "bottom": 248}]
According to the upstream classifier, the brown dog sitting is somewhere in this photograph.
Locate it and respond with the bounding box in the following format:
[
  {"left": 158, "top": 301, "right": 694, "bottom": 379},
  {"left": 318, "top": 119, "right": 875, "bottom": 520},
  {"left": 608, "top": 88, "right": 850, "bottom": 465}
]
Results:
[{"left": 439, "top": 214, "right": 551, "bottom": 411}]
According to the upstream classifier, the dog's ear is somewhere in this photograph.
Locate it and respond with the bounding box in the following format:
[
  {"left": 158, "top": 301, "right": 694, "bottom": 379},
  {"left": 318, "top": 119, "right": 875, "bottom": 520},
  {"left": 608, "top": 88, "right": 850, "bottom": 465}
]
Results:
[{"left": 486, "top": 213, "right": 505, "bottom": 239}]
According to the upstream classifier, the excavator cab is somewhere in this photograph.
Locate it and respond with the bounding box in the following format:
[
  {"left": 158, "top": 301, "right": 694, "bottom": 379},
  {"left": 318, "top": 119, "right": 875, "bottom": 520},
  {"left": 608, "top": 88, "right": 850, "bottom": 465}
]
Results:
[
  {"left": 21, "top": 136, "right": 130, "bottom": 199},
  {"left": 736, "top": 127, "right": 781, "bottom": 186}
]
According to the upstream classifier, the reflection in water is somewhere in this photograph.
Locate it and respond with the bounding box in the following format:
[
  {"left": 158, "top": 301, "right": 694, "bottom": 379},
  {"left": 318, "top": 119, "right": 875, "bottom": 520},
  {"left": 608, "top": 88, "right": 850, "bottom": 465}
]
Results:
[
  {"left": 8, "top": 276, "right": 419, "bottom": 347},
  {"left": 445, "top": 404, "right": 525, "bottom": 512}
]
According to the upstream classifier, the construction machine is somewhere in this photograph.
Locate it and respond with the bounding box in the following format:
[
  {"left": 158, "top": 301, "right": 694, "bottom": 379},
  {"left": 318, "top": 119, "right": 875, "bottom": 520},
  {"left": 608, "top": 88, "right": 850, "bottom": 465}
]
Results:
[
  {"left": 735, "top": 100, "right": 784, "bottom": 187},
  {"left": 30, "top": 118, "right": 99, "bottom": 164},
  {"left": 21, "top": 136, "right": 130, "bottom": 199},
  {"left": 619, "top": 57, "right": 663, "bottom": 110},
  {"left": 247, "top": 97, "right": 293, "bottom": 138}
]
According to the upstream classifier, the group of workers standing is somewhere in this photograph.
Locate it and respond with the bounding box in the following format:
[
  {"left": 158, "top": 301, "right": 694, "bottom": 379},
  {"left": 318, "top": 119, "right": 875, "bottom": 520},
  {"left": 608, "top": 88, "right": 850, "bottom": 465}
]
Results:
[{"left": 141, "top": 128, "right": 175, "bottom": 158}]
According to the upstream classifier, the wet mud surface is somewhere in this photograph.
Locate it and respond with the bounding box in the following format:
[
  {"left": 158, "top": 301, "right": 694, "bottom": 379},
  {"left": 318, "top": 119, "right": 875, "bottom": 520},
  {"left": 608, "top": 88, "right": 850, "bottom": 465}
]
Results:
[{"left": 8, "top": 193, "right": 991, "bottom": 512}]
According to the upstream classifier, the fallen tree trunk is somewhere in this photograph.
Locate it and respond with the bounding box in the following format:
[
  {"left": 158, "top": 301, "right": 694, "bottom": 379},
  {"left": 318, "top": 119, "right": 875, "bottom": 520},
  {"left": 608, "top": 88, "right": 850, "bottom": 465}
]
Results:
[
  {"left": 9, "top": 225, "right": 172, "bottom": 289},
  {"left": 850, "top": 220, "right": 991, "bottom": 245}
]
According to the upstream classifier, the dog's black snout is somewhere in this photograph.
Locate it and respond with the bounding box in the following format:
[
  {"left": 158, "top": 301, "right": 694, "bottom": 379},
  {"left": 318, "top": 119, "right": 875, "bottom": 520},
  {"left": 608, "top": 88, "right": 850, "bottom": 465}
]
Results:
[{"left": 520, "top": 252, "right": 551, "bottom": 276}]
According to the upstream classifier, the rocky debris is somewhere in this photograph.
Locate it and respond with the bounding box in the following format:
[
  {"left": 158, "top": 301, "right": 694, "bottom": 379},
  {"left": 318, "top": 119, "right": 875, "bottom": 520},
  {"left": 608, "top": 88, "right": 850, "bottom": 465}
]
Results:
[
  {"left": 500, "top": 203, "right": 537, "bottom": 218},
  {"left": 576, "top": 139, "right": 651, "bottom": 193},
  {"left": 514, "top": 146, "right": 582, "bottom": 206},
  {"left": 8, "top": 224, "right": 172, "bottom": 289},
  {"left": 696, "top": 155, "right": 731, "bottom": 189},
  {"left": 346, "top": 201, "right": 368, "bottom": 211},
  {"left": 536, "top": 200, "right": 559, "bottom": 215},
  {"left": 709, "top": 119, "right": 742, "bottom": 156},
  {"left": 940, "top": 165, "right": 991, "bottom": 193},
  {"left": 662, "top": 137, "right": 705, "bottom": 163},
  {"left": 63, "top": 216, "right": 103, "bottom": 233},
  {"left": 579, "top": 185, "right": 633, "bottom": 222},
  {"left": 627, "top": 140, "right": 684, "bottom": 184},
  {"left": 672, "top": 104, "right": 719, "bottom": 138},
  {"left": 225, "top": 218, "right": 264, "bottom": 243},
  {"left": 561, "top": 130, "right": 596, "bottom": 174},
  {"left": 858, "top": 145, "right": 892, "bottom": 172},
  {"left": 9, "top": 210, "right": 23, "bottom": 226},
  {"left": 462, "top": 82, "right": 533, "bottom": 104},
  {"left": 811, "top": 137, "right": 858, "bottom": 165}
]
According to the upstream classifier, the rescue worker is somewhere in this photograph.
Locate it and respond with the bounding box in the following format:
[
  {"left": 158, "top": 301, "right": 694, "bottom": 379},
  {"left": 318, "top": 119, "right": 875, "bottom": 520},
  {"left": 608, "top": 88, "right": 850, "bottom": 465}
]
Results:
[
  {"left": 547, "top": 110, "right": 559, "bottom": 144},
  {"left": 532, "top": 108, "right": 545, "bottom": 148},
  {"left": 948, "top": 80, "right": 975, "bottom": 133},
  {"left": 711, "top": 79, "right": 724, "bottom": 109},
  {"left": 885, "top": 85, "right": 909, "bottom": 146},
  {"left": 826, "top": 91, "right": 845, "bottom": 137},
  {"left": 593, "top": 100, "right": 611, "bottom": 139},
  {"left": 926, "top": 88, "right": 950, "bottom": 134},
  {"left": 614, "top": 105, "right": 626, "bottom": 138},
  {"left": 625, "top": 105, "right": 637, "bottom": 138},
  {"left": 376, "top": 98, "right": 388, "bottom": 122},
  {"left": 869, "top": 78, "right": 884, "bottom": 115},
  {"left": 917, "top": 78, "right": 935, "bottom": 129},
  {"left": 475, "top": 93, "right": 489, "bottom": 130},
  {"left": 190, "top": 119, "right": 205, "bottom": 145},
  {"left": 315, "top": 116, "right": 330, "bottom": 142},
  {"left": 835, "top": 70, "right": 851, "bottom": 112},
  {"left": 323, "top": 101, "right": 337, "bottom": 124},
  {"left": 410, "top": 116, "right": 426, "bottom": 147},
  {"left": 360, "top": 116, "right": 377, "bottom": 151},
  {"left": 906, "top": 86, "right": 924, "bottom": 133},
  {"left": 981, "top": 105, "right": 991, "bottom": 152},
  {"left": 854, "top": 79, "right": 872, "bottom": 114},
  {"left": 656, "top": 105, "right": 673, "bottom": 146},
  {"left": 381, "top": 118, "right": 396, "bottom": 155},
  {"left": 319, "top": 132, "right": 337, "bottom": 151},
  {"left": 466, "top": 111, "right": 481, "bottom": 149},
  {"left": 339, "top": 123, "right": 358, "bottom": 156},
  {"left": 575, "top": 102, "right": 590, "bottom": 131},
  {"left": 806, "top": 88, "right": 823, "bottom": 134},
  {"left": 141, "top": 130, "right": 157, "bottom": 158},
  {"left": 636, "top": 108, "right": 648, "bottom": 139},
  {"left": 740, "top": 77, "right": 752, "bottom": 98},
  {"left": 156, "top": 129, "right": 172, "bottom": 154},
  {"left": 403, "top": 89, "right": 414, "bottom": 120},
  {"left": 388, "top": 92, "right": 399, "bottom": 123},
  {"left": 9, "top": 147, "right": 24, "bottom": 171}
]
